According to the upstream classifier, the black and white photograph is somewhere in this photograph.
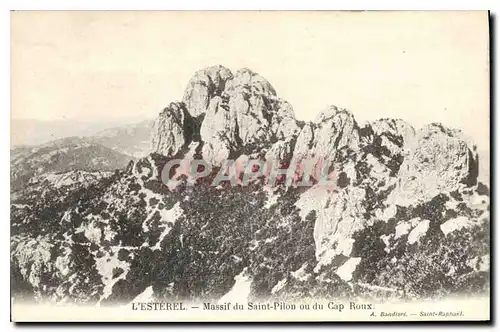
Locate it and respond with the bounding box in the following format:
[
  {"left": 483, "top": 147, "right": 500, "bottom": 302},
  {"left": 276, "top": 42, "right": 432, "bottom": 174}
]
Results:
[{"left": 9, "top": 10, "right": 490, "bottom": 322}]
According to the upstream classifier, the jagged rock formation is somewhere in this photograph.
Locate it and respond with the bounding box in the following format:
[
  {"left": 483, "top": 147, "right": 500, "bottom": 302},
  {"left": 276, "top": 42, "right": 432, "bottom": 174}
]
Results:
[
  {"left": 11, "top": 66, "right": 489, "bottom": 306},
  {"left": 291, "top": 106, "right": 360, "bottom": 173},
  {"left": 10, "top": 137, "right": 132, "bottom": 194},
  {"left": 150, "top": 102, "right": 199, "bottom": 158}
]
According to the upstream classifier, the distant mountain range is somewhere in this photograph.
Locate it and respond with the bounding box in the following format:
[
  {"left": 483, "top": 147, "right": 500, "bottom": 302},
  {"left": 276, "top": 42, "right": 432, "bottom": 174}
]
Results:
[
  {"left": 11, "top": 118, "right": 153, "bottom": 152},
  {"left": 10, "top": 119, "right": 154, "bottom": 193}
]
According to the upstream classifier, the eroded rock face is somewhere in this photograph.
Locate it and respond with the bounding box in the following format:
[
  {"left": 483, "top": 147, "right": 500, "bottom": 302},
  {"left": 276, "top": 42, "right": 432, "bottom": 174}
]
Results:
[
  {"left": 354, "top": 118, "right": 416, "bottom": 182},
  {"left": 370, "top": 118, "right": 415, "bottom": 158},
  {"left": 295, "top": 186, "right": 368, "bottom": 270},
  {"left": 150, "top": 102, "right": 194, "bottom": 157},
  {"left": 182, "top": 65, "right": 234, "bottom": 117},
  {"left": 224, "top": 69, "right": 277, "bottom": 146},
  {"left": 149, "top": 67, "right": 484, "bottom": 282},
  {"left": 293, "top": 118, "right": 482, "bottom": 276},
  {"left": 291, "top": 106, "right": 360, "bottom": 170},
  {"left": 313, "top": 106, "right": 360, "bottom": 159},
  {"left": 265, "top": 138, "right": 296, "bottom": 164},
  {"left": 201, "top": 133, "right": 233, "bottom": 166},
  {"left": 291, "top": 123, "right": 315, "bottom": 165},
  {"left": 155, "top": 66, "right": 303, "bottom": 165},
  {"left": 12, "top": 66, "right": 489, "bottom": 305},
  {"left": 270, "top": 100, "right": 300, "bottom": 140},
  {"left": 389, "top": 123, "right": 478, "bottom": 206}
]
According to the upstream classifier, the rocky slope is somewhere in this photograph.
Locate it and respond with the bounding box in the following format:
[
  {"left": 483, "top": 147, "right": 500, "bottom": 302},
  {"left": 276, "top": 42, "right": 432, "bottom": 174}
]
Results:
[
  {"left": 11, "top": 66, "right": 490, "bottom": 305},
  {"left": 92, "top": 120, "right": 153, "bottom": 158},
  {"left": 11, "top": 118, "right": 152, "bottom": 149}
]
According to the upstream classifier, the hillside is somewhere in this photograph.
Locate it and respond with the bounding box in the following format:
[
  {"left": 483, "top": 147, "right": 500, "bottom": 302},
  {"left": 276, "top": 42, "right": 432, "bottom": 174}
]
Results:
[
  {"left": 11, "top": 137, "right": 132, "bottom": 194},
  {"left": 11, "top": 66, "right": 490, "bottom": 305}
]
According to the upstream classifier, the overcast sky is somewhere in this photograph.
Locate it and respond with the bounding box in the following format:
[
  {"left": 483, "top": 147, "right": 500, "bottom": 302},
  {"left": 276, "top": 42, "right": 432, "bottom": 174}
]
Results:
[{"left": 11, "top": 11, "right": 489, "bottom": 151}]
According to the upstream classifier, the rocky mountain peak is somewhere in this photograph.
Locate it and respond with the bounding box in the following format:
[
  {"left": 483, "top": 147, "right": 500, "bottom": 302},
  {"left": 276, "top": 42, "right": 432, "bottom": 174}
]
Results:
[
  {"left": 151, "top": 67, "right": 483, "bottom": 197},
  {"left": 182, "top": 65, "right": 234, "bottom": 117},
  {"left": 225, "top": 68, "right": 277, "bottom": 97},
  {"left": 11, "top": 66, "right": 489, "bottom": 306},
  {"left": 314, "top": 105, "right": 351, "bottom": 123},
  {"left": 153, "top": 66, "right": 300, "bottom": 165},
  {"left": 148, "top": 67, "right": 485, "bottom": 275},
  {"left": 388, "top": 122, "right": 479, "bottom": 205},
  {"left": 370, "top": 118, "right": 415, "bottom": 146},
  {"left": 291, "top": 106, "right": 360, "bottom": 169}
]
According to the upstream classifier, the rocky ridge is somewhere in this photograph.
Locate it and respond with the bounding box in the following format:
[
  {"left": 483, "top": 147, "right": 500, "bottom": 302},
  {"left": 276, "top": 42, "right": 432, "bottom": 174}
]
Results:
[
  {"left": 10, "top": 137, "right": 132, "bottom": 194},
  {"left": 11, "top": 66, "right": 489, "bottom": 305}
]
